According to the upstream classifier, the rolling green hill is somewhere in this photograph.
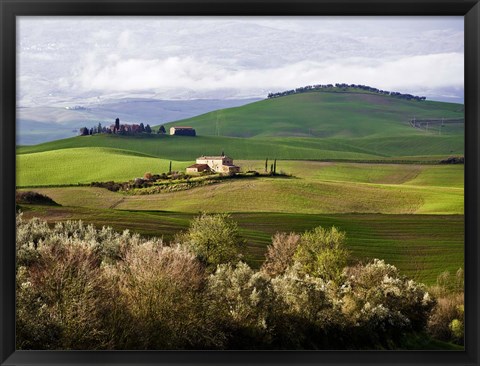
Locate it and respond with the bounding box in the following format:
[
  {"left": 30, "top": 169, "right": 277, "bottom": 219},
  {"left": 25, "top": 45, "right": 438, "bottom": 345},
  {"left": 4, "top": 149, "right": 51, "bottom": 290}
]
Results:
[
  {"left": 16, "top": 132, "right": 463, "bottom": 163},
  {"left": 162, "top": 90, "right": 464, "bottom": 138},
  {"left": 17, "top": 89, "right": 464, "bottom": 162},
  {"left": 16, "top": 147, "right": 189, "bottom": 186}
]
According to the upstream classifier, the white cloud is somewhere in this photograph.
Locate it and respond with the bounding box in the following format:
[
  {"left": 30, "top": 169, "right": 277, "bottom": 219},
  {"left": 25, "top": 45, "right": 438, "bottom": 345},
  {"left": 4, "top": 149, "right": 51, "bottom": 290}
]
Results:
[
  {"left": 17, "top": 16, "right": 465, "bottom": 103},
  {"left": 74, "top": 52, "right": 463, "bottom": 98}
]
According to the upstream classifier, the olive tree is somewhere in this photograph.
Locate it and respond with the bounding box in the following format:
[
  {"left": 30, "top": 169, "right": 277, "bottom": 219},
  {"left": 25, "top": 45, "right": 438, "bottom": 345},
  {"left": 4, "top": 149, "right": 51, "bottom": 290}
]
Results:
[
  {"left": 294, "top": 226, "right": 349, "bottom": 283},
  {"left": 176, "top": 213, "right": 244, "bottom": 267}
]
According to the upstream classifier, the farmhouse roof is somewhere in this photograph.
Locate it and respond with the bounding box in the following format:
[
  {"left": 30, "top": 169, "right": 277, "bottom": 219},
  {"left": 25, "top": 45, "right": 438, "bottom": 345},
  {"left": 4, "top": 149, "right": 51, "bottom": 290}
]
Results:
[
  {"left": 187, "top": 164, "right": 210, "bottom": 169},
  {"left": 198, "top": 155, "right": 232, "bottom": 160}
]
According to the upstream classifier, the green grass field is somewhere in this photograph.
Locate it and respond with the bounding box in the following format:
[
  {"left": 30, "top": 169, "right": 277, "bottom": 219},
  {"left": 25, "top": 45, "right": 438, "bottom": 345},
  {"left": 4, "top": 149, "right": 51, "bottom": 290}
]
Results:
[
  {"left": 17, "top": 160, "right": 464, "bottom": 214},
  {"left": 16, "top": 147, "right": 190, "bottom": 186},
  {"left": 16, "top": 133, "right": 464, "bottom": 162},
  {"left": 164, "top": 91, "right": 464, "bottom": 139}
]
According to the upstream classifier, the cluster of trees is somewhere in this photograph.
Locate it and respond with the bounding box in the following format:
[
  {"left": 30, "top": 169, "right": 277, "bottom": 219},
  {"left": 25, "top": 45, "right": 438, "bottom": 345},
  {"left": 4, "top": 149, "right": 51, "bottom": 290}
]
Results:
[
  {"left": 440, "top": 156, "right": 464, "bottom": 164},
  {"left": 15, "top": 212, "right": 459, "bottom": 350},
  {"left": 90, "top": 165, "right": 189, "bottom": 193},
  {"left": 80, "top": 118, "right": 167, "bottom": 137},
  {"left": 267, "top": 83, "right": 427, "bottom": 101}
]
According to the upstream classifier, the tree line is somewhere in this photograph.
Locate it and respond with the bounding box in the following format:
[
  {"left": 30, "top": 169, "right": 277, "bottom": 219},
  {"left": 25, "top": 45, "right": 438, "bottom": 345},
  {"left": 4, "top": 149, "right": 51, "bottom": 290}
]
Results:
[
  {"left": 267, "top": 83, "right": 427, "bottom": 101},
  {"left": 80, "top": 118, "right": 166, "bottom": 136}
]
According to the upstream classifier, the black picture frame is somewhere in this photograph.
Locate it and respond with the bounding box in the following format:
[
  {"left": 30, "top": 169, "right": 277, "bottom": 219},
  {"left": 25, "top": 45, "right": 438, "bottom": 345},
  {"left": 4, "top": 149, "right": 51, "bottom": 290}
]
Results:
[{"left": 1, "top": 0, "right": 479, "bottom": 365}]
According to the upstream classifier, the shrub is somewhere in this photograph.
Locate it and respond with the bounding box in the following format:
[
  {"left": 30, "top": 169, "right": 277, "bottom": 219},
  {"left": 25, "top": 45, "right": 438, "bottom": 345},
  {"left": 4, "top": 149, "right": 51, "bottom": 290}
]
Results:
[
  {"left": 270, "top": 263, "right": 343, "bottom": 348},
  {"left": 294, "top": 226, "right": 349, "bottom": 283},
  {"left": 427, "top": 269, "right": 464, "bottom": 345},
  {"left": 16, "top": 191, "right": 59, "bottom": 206},
  {"left": 341, "top": 259, "right": 435, "bottom": 346},
  {"left": 143, "top": 172, "right": 153, "bottom": 180},
  {"left": 207, "top": 262, "right": 275, "bottom": 348},
  {"left": 103, "top": 243, "right": 224, "bottom": 349},
  {"left": 16, "top": 213, "right": 50, "bottom": 267},
  {"left": 429, "top": 268, "right": 464, "bottom": 298},
  {"left": 176, "top": 213, "right": 244, "bottom": 267},
  {"left": 261, "top": 232, "right": 300, "bottom": 277},
  {"left": 16, "top": 236, "right": 110, "bottom": 349}
]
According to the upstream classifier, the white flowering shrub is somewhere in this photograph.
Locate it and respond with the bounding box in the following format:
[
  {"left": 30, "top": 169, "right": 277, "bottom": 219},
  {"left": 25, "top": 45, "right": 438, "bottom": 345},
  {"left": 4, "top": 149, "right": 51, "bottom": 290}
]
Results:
[
  {"left": 272, "top": 263, "right": 335, "bottom": 323},
  {"left": 269, "top": 263, "right": 345, "bottom": 349},
  {"left": 207, "top": 262, "right": 276, "bottom": 347},
  {"left": 341, "top": 259, "right": 435, "bottom": 345},
  {"left": 16, "top": 213, "right": 50, "bottom": 267}
]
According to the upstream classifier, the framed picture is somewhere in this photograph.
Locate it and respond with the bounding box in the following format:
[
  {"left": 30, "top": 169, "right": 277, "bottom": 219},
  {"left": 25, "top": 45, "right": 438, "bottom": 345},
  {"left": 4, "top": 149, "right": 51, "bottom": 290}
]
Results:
[{"left": 1, "top": 0, "right": 479, "bottom": 365}]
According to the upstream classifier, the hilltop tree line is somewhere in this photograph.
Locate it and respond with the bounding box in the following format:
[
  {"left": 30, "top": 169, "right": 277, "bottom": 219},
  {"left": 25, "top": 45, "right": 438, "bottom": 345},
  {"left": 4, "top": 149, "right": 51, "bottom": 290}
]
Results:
[
  {"left": 16, "top": 212, "right": 463, "bottom": 350},
  {"left": 267, "top": 83, "right": 427, "bottom": 101},
  {"left": 80, "top": 118, "right": 166, "bottom": 136}
]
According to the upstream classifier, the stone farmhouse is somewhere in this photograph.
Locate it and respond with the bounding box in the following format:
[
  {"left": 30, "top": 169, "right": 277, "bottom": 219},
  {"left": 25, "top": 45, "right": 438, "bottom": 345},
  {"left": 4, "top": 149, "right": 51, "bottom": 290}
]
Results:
[
  {"left": 186, "top": 154, "right": 240, "bottom": 174},
  {"left": 170, "top": 126, "right": 196, "bottom": 136}
]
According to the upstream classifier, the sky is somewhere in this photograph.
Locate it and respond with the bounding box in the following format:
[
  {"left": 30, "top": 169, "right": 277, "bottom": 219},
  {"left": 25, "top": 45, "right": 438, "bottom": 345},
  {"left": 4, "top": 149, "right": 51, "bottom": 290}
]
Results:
[{"left": 17, "top": 16, "right": 464, "bottom": 106}]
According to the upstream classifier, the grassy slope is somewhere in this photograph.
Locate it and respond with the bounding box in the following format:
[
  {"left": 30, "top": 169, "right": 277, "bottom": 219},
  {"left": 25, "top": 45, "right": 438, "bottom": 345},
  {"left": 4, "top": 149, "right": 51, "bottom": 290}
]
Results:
[
  {"left": 164, "top": 91, "right": 464, "bottom": 138},
  {"left": 17, "top": 134, "right": 384, "bottom": 161},
  {"left": 16, "top": 147, "right": 190, "bottom": 186},
  {"left": 17, "top": 91, "right": 464, "bottom": 161},
  {"left": 18, "top": 161, "right": 464, "bottom": 214}
]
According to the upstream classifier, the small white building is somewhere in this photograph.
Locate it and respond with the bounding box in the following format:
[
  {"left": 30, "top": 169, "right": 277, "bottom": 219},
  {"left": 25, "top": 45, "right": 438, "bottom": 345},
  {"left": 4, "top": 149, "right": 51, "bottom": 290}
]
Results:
[{"left": 186, "top": 154, "right": 240, "bottom": 174}]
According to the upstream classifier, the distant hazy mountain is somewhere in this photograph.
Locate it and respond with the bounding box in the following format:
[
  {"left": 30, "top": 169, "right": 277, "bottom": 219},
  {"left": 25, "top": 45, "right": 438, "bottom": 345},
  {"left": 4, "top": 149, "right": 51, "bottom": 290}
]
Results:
[{"left": 17, "top": 98, "right": 260, "bottom": 145}]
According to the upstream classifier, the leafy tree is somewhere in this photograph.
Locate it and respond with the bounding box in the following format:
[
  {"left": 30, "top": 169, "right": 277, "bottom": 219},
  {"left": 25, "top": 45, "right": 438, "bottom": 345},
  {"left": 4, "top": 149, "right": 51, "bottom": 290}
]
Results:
[
  {"left": 293, "top": 226, "right": 349, "bottom": 282},
  {"left": 265, "top": 158, "right": 268, "bottom": 173},
  {"left": 261, "top": 232, "right": 300, "bottom": 277},
  {"left": 139, "top": 123, "right": 145, "bottom": 133},
  {"left": 273, "top": 159, "right": 277, "bottom": 174},
  {"left": 145, "top": 124, "right": 152, "bottom": 134},
  {"left": 80, "top": 127, "right": 89, "bottom": 136},
  {"left": 159, "top": 125, "right": 166, "bottom": 134},
  {"left": 97, "top": 123, "right": 102, "bottom": 134},
  {"left": 115, "top": 118, "right": 120, "bottom": 130},
  {"left": 169, "top": 161, "right": 172, "bottom": 174},
  {"left": 176, "top": 213, "right": 244, "bottom": 267}
]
